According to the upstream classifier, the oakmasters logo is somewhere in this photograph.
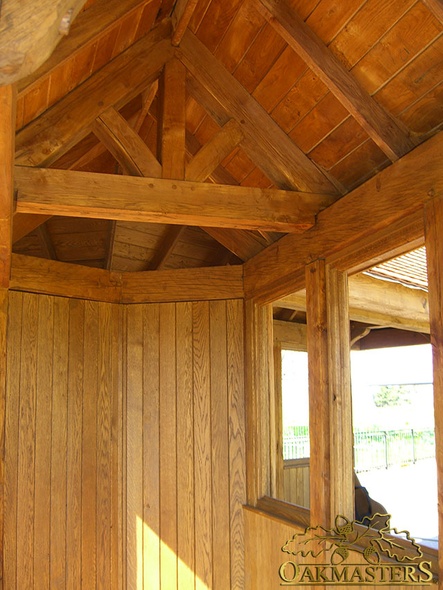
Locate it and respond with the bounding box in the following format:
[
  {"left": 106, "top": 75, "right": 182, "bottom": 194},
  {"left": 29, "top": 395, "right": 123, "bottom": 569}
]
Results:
[{"left": 279, "top": 514, "right": 435, "bottom": 585}]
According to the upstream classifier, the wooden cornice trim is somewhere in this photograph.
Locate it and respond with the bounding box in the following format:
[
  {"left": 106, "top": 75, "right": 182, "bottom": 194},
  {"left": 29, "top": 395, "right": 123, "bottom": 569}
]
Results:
[
  {"left": 10, "top": 254, "right": 244, "bottom": 303},
  {"left": 10, "top": 254, "right": 122, "bottom": 303},
  {"left": 176, "top": 29, "right": 338, "bottom": 194},
  {"left": 14, "top": 167, "right": 335, "bottom": 233},
  {"left": 255, "top": 0, "right": 417, "bottom": 162},
  {"left": 15, "top": 19, "right": 173, "bottom": 168},
  {"left": 244, "top": 132, "right": 443, "bottom": 303}
]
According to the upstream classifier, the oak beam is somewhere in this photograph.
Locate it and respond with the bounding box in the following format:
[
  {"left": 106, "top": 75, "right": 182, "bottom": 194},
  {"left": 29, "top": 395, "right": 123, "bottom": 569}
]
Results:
[
  {"left": 0, "top": 0, "right": 87, "bottom": 86},
  {"left": 15, "top": 167, "right": 334, "bottom": 232},
  {"left": 0, "top": 85, "right": 16, "bottom": 287},
  {"left": 10, "top": 254, "right": 122, "bottom": 302},
  {"left": 186, "top": 119, "right": 243, "bottom": 183},
  {"left": 277, "top": 273, "right": 430, "bottom": 334},
  {"left": 121, "top": 264, "right": 244, "bottom": 302},
  {"left": 159, "top": 58, "right": 186, "bottom": 180},
  {"left": 306, "top": 261, "right": 353, "bottom": 526},
  {"left": 176, "top": 29, "right": 337, "bottom": 193},
  {"left": 244, "top": 132, "right": 443, "bottom": 303},
  {"left": 171, "top": 0, "right": 199, "bottom": 46},
  {"left": 423, "top": 0, "right": 443, "bottom": 23},
  {"left": 9, "top": 254, "right": 244, "bottom": 302},
  {"left": 256, "top": 0, "right": 417, "bottom": 161},
  {"left": 93, "top": 107, "right": 162, "bottom": 177},
  {"left": 424, "top": 198, "right": 443, "bottom": 583},
  {"left": 15, "top": 19, "right": 173, "bottom": 167}
]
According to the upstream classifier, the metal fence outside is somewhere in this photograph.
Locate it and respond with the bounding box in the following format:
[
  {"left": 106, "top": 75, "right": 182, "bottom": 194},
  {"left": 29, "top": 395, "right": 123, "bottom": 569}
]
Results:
[{"left": 283, "top": 428, "right": 435, "bottom": 471}]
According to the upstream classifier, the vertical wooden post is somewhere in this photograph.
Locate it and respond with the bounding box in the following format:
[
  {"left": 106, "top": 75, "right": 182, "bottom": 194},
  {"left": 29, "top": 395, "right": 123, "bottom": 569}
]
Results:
[
  {"left": 327, "top": 266, "right": 353, "bottom": 521},
  {"left": 245, "top": 300, "right": 274, "bottom": 504},
  {"left": 0, "top": 83, "right": 15, "bottom": 586},
  {"left": 273, "top": 341, "right": 284, "bottom": 499},
  {"left": 424, "top": 198, "right": 443, "bottom": 587},
  {"left": 158, "top": 58, "right": 186, "bottom": 180},
  {"left": 306, "top": 260, "right": 353, "bottom": 527},
  {"left": 0, "top": 84, "right": 15, "bottom": 288}
]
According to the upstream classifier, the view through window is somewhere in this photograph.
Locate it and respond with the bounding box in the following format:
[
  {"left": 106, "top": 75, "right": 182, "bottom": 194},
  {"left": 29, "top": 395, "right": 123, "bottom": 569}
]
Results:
[{"left": 281, "top": 343, "right": 437, "bottom": 545}]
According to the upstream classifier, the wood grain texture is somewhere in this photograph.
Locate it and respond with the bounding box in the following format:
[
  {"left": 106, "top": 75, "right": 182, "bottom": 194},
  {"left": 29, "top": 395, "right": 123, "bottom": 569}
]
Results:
[
  {"left": 177, "top": 29, "right": 338, "bottom": 193},
  {"left": 244, "top": 132, "right": 442, "bottom": 303},
  {"left": 0, "top": 0, "right": 87, "bottom": 85},
  {"left": 159, "top": 58, "right": 187, "bottom": 180},
  {"left": 17, "top": 0, "right": 156, "bottom": 95},
  {"left": 0, "top": 289, "right": 7, "bottom": 586},
  {"left": 93, "top": 107, "right": 162, "bottom": 177},
  {"left": 15, "top": 19, "right": 173, "bottom": 167},
  {"left": 5, "top": 293, "right": 121, "bottom": 590},
  {"left": 15, "top": 166, "right": 335, "bottom": 232},
  {"left": 0, "top": 86, "right": 15, "bottom": 288},
  {"left": 256, "top": 0, "right": 417, "bottom": 161},
  {"left": 424, "top": 197, "right": 443, "bottom": 582}
]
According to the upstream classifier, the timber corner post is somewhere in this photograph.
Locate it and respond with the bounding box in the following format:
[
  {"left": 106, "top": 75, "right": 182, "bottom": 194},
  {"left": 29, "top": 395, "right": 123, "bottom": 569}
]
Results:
[{"left": 424, "top": 197, "right": 443, "bottom": 588}]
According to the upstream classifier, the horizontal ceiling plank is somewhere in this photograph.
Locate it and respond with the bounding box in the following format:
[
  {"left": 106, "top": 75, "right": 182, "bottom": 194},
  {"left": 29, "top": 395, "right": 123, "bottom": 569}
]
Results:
[
  {"left": 17, "top": 0, "right": 156, "bottom": 94},
  {"left": 276, "top": 272, "right": 430, "bottom": 334},
  {"left": 244, "top": 132, "right": 443, "bottom": 303},
  {"left": 15, "top": 18, "right": 173, "bottom": 168},
  {"left": 121, "top": 264, "right": 244, "bottom": 302},
  {"left": 15, "top": 167, "right": 335, "bottom": 232},
  {"left": 0, "top": 0, "right": 87, "bottom": 85},
  {"left": 256, "top": 0, "right": 417, "bottom": 162},
  {"left": 93, "top": 107, "right": 162, "bottom": 177},
  {"left": 423, "top": 0, "right": 443, "bottom": 23},
  {"left": 10, "top": 253, "right": 244, "bottom": 303},
  {"left": 176, "top": 29, "right": 337, "bottom": 194}
]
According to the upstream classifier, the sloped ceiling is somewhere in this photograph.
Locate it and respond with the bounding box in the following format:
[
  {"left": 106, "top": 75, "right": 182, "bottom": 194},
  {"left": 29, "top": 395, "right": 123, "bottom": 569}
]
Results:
[{"left": 4, "top": 0, "right": 443, "bottom": 278}]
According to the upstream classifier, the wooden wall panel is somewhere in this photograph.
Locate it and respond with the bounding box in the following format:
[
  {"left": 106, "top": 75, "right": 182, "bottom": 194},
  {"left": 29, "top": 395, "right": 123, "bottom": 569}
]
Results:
[
  {"left": 5, "top": 292, "right": 122, "bottom": 590},
  {"left": 124, "top": 299, "right": 246, "bottom": 590},
  {"left": 245, "top": 507, "right": 434, "bottom": 590},
  {"left": 5, "top": 293, "right": 245, "bottom": 589}
]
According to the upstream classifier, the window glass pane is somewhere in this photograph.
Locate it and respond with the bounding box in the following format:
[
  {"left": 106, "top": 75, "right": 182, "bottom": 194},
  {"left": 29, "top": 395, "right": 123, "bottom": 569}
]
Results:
[{"left": 351, "top": 343, "right": 437, "bottom": 547}]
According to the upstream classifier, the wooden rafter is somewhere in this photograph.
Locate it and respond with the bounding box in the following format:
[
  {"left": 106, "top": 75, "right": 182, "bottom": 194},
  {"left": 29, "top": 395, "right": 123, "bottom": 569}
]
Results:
[
  {"left": 147, "top": 226, "right": 186, "bottom": 270},
  {"left": 255, "top": 0, "right": 417, "bottom": 162},
  {"left": 15, "top": 19, "right": 173, "bottom": 167},
  {"left": 201, "top": 228, "right": 266, "bottom": 262},
  {"left": 185, "top": 119, "right": 244, "bottom": 182},
  {"left": 37, "top": 224, "right": 58, "bottom": 260},
  {"left": 14, "top": 167, "right": 335, "bottom": 233},
  {"left": 423, "top": 0, "right": 443, "bottom": 23},
  {"left": 244, "top": 132, "right": 443, "bottom": 302},
  {"left": 176, "top": 29, "right": 338, "bottom": 194},
  {"left": 0, "top": 86, "right": 16, "bottom": 288},
  {"left": 93, "top": 107, "right": 162, "bottom": 177},
  {"left": 171, "top": 0, "right": 199, "bottom": 46}
]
